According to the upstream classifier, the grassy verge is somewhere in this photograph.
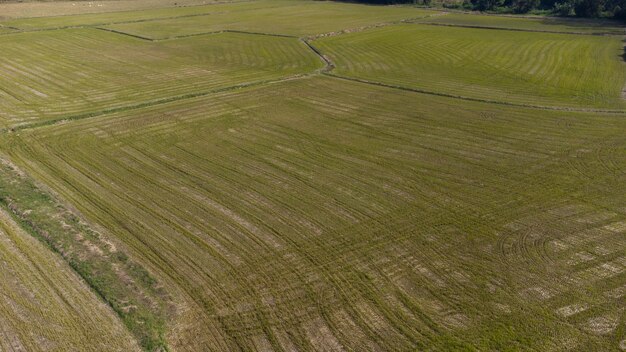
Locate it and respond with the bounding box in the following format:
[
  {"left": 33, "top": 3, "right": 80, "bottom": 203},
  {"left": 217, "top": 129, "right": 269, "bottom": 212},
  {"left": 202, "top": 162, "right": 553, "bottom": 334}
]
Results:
[{"left": 0, "top": 157, "right": 173, "bottom": 351}]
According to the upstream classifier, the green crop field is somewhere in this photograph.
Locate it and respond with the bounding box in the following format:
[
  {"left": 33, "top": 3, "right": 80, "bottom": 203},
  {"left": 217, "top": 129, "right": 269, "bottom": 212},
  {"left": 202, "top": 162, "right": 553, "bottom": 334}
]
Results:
[
  {"left": 1, "top": 0, "right": 436, "bottom": 32},
  {"left": 0, "top": 28, "right": 321, "bottom": 128},
  {"left": 0, "top": 0, "right": 214, "bottom": 20},
  {"left": 315, "top": 24, "right": 626, "bottom": 109},
  {"left": 0, "top": 0, "right": 625, "bottom": 351},
  {"left": 101, "top": 2, "right": 438, "bottom": 38},
  {"left": 0, "top": 0, "right": 272, "bottom": 29},
  {"left": 418, "top": 13, "right": 626, "bottom": 34}
]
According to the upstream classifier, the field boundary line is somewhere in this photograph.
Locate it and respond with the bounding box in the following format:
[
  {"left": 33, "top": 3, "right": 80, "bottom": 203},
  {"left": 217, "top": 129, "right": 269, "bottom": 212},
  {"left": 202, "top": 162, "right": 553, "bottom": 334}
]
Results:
[
  {"left": 0, "top": 0, "right": 257, "bottom": 22},
  {"left": 416, "top": 21, "right": 624, "bottom": 36},
  {"left": 301, "top": 39, "right": 334, "bottom": 73},
  {"left": 95, "top": 26, "right": 157, "bottom": 41},
  {"left": 4, "top": 74, "right": 314, "bottom": 133},
  {"left": 301, "top": 38, "right": 626, "bottom": 113},
  {"left": 0, "top": 24, "right": 20, "bottom": 30},
  {"left": 2, "top": 10, "right": 442, "bottom": 37},
  {"left": 0, "top": 1, "right": 296, "bottom": 33},
  {"left": 96, "top": 26, "right": 300, "bottom": 41},
  {"left": 322, "top": 73, "right": 626, "bottom": 114}
]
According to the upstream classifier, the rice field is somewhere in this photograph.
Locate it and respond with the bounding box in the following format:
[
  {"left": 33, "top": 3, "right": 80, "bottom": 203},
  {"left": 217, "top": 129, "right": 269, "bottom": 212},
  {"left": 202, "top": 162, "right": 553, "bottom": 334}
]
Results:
[
  {"left": 417, "top": 13, "right": 626, "bottom": 34},
  {"left": 2, "top": 0, "right": 436, "bottom": 32},
  {"left": 101, "top": 2, "right": 438, "bottom": 38},
  {"left": 0, "top": 1, "right": 625, "bottom": 351},
  {"left": 0, "top": 0, "right": 217, "bottom": 20},
  {"left": 0, "top": 203, "right": 140, "bottom": 351},
  {"left": 0, "top": 28, "right": 321, "bottom": 128},
  {"left": 3, "top": 75, "right": 626, "bottom": 351},
  {"left": 314, "top": 24, "right": 626, "bottom": 109}
]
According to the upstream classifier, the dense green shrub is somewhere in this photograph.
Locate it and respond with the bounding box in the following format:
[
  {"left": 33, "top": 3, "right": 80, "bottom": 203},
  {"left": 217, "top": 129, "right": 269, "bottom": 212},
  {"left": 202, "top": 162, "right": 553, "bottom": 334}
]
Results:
[{"left": 345, "top": 0, "right": 624, "bottom": 17}]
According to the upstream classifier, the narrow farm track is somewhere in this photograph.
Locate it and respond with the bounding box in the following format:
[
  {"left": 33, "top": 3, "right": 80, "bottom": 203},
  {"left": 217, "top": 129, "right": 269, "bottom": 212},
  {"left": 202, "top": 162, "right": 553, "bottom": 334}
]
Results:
[{"left": 3, "top": 76, "right": 625, "bottom": 350}]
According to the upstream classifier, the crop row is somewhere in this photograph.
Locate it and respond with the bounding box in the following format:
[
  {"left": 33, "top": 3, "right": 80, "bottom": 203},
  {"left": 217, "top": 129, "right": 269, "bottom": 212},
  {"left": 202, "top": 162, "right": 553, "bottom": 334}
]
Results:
[{"left": 3, "top": 76, "right": 625, "bottom": 350}]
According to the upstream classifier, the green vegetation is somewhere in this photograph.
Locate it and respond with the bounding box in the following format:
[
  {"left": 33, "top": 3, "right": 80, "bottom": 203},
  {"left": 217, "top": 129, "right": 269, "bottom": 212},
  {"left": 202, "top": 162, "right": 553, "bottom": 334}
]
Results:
[
  {"left": 315, "top": 24, "right": 626, "bottom": 109},
  {"left": 417, "top": 12, "right": 626, "bottom": 33},
  {"left": 0, "top": 0, "right": 215, "bottom": 20},
  {"left": 441, "top": 0, "right": 626, "bottom": 19},
  {"left": 0, "top": 1, "right": 625, "bottom": 351},
  {"left": 0, "top": 157, "right": 172, "bottom": 350},
  {"left": 0, "top": 28, "right": 321, "bottom": 128},
  {"left": 101, "top": 2, "right": 437, "bottom": 38},
  {"left": 3, "top": 75, "right": 626, "bottom": 351},
  {"left": 0, "top": 183, "right": 140, "bottom": 351},
  {"left": 0, "top": 0, "right": 272, "bottom": 30},
  {"left": 2, "top": 0, "right": 436, "bottom": 32}
]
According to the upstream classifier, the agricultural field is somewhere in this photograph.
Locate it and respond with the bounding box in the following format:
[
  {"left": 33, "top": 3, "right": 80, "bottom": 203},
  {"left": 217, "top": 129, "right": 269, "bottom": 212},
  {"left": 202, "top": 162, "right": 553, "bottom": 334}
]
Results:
[
  {"left": 1, "top": 0, "right": 437, "bottom": 31},
  {"left": 417, "top": 13, "right": 626, "bottom": 34},
  {"left": 0, "top": 0, "right": 214, "bottom": 20},
  {"left": 0, "top": 28, "right": 321, "bottom": 128},
  {"left": 101, "top": 2, "right": 438, "bottom": 38},
  {"left": 0, "top": 0, "right": 625, "bottom": 351},
  {"left": 315, "top": 24, "right": 626, "bottom": 109},
  {"left": 0, "top": 202, "right": 140, "bottom": 351}
]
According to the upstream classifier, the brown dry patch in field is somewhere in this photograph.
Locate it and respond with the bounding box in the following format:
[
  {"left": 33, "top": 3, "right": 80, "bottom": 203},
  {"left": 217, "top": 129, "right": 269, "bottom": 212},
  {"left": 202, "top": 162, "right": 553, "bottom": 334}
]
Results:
[
  {"left": 584, "top": 315, "right": 620, "bottom": 335},
  {"left": 556, "top": 303, "right": 588, "bottom": 317}
]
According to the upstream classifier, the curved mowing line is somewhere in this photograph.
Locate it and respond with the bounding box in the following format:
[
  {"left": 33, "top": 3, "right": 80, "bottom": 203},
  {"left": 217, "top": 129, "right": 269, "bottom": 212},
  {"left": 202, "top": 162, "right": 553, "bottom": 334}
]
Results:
[
  {"left": 92, "top": 20, "right": 626, "bottom": 114},
  {"left": 322, "top": 73, "right": 626, "bottom": 114},
  {"left": 0, "top": 0, "right": 257, "bottom": 22},
  {"left": 4, "top": 73, "right": 316, "bottom": 133},
  {"left": 0, "top": 0, "right": 281, "bottom": 32},
  {"left": 0, "top": 28, "right": 322, "bottom": 128},
  {"left": 5, "top": 26, "right": 624, "bottom": 136},
  {"left": 300, "top": 38, "right": 626, "bottom": 114},
  {"left": 308, "top": 26, "right": 626, "bottom": 112}
]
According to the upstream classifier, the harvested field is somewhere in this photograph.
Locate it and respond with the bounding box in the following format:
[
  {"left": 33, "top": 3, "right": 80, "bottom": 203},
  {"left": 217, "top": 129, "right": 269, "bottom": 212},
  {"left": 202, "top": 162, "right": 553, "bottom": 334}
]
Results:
[
  {"left": 0, "top": 1, "right": 625, "bottom": 350},
  {"left": 0, "top": 207, "right": 140, "bottom": 351},
  {"left": 2, "top": 76, "right": 625, "bottom": 351},
  {"left": 0, "top": 0, "right": 219, "bottom": 20},
  {"left": 0, "top": 0, "right": 277, "bottom": 29},
  {"left": 314, "top": 24, "right": 626, "bottom": 109},
  {"left": 0, "top": 28, "right": 321, "bottom": 128},
  {"left": 417, "top": 13, "right": 626, "bottom": 34},
  {"left": 2, "top": 0, "right": 436, "bottom": 32},
  {"left": 101, "top": 2, "right": 438, "bottom": 38}
]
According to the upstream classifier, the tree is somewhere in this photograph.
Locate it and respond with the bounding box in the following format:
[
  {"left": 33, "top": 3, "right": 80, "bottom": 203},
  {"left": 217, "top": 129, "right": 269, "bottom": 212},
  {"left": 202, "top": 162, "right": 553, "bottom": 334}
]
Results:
[
  {"left": 509, "top": 0, "right": 540, "bottom": 12},
  {"left": 553, "top": 1, "right": 575, "bottom": 14},
  {"left": 574, "top": 0, "right": 604, "bottom": 16},
  {"left": 471, "top": 0, "right": 504, "bottom": 10}
]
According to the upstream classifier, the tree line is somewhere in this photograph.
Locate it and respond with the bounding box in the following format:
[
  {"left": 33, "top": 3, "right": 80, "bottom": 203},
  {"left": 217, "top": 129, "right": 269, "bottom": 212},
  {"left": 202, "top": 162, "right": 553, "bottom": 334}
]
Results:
[
  {"left": 465, "top": 0, "right": 622, "bottom": 18},
  {"left": 345, "top": 0, "right": 626, "bottom": 19}
]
